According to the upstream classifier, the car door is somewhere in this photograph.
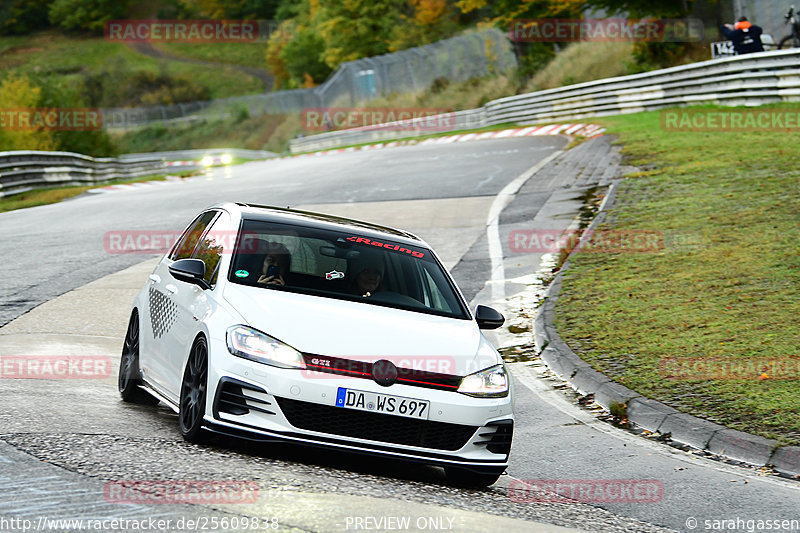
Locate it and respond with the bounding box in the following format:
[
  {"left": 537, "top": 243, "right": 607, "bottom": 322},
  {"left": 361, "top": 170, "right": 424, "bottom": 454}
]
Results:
[
  {"left": 140, "top": 210, "right": 218, "bottom": 400},
  {"left": 162, "top": 210, "right": 231, "bottom": 397}
]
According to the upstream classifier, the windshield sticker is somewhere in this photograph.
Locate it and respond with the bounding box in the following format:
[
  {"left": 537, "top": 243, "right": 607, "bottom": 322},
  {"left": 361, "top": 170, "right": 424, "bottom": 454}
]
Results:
[
  {"left": 234, "top": 269, "right": 250, "bottom": 278},
  {"left": 325, "top": 270, "right": 345, "bottom": 280},
  {"left": 346, "top": 236, "right": 424, "bottom": 258}
]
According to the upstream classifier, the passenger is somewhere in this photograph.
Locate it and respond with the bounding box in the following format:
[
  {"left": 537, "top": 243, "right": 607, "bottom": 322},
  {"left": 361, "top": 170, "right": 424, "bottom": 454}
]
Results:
[{"left": 257, "top": 242, "right": 291, "bottom": 286}]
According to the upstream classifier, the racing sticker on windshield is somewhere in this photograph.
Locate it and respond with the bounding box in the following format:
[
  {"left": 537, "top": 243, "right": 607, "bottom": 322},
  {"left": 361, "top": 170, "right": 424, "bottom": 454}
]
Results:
[
  {"left": 326, "top": 270, "right": 344, "bottom": 280},
  {"left": 345, "top": 236, "right": 425, "bottom": 258}
]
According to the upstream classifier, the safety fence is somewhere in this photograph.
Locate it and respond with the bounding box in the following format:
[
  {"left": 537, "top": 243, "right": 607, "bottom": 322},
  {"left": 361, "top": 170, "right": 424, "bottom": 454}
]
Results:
[
  {"left": 102, "top": 29, "right": 516, "bottom": 130},
  {"left": 290, "top": 48, "right": 800, "bottom": 152}
]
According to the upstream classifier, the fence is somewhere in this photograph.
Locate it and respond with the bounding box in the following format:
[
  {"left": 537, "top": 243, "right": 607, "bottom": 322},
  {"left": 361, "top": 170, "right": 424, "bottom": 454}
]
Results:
[
  {"left": 103, "top": 29, "right": 516, "bottom": 130},
  {"left": 289, "top": 48, "right": 800, "bottom": 152},
  {"left": 0, "top": 151, "right": 166, "bottom": 198}
]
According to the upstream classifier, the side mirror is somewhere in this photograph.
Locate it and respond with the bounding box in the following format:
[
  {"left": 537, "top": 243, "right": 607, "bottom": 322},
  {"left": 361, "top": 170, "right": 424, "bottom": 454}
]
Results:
[
  {"left": 169, "top": 258, "right": 210, "bottom": 290},
  {"left": 475, "top": 305, "right": 504, "bottom": 330}
]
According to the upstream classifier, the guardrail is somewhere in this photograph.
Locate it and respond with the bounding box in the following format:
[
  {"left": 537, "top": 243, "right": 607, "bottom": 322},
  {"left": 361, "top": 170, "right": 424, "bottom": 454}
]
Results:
[
  {"left": 0, "top": 151, "right": 167, "bottom": 198},
  {"left": 290, "top": 48, "right": 800, "bottom": 153},
  {"left": 289, "top": 109, "right": 485, "bottom": 152},
  {"left": 118, "top": 148, "right": 276, "bottom": 161}
]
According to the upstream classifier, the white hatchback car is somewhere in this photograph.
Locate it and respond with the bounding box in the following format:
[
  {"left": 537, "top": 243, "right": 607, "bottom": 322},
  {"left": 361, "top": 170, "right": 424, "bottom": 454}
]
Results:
[{"left": 119, "top": 203, "right": 514, "bottom": 487}]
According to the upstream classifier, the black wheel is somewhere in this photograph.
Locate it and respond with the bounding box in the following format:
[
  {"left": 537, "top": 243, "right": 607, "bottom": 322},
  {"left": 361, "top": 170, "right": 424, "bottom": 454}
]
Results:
[
  {"left": 179, "top": 337, "right": 208, "bottom": 442},
  {"left": 778, "top": 35, "right": 800, "bottom": 49},
  {"left": 444, "top": 466, "right": 503, "bottom": 488},
  {"left": 118, "top": 310, "right": 159, "bottom": 405}
]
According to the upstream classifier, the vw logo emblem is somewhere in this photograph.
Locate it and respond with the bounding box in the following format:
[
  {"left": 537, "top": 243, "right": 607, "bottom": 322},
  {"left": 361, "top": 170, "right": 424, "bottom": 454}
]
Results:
[{"left": 372, "top": 359, "right": 398, "bottom": 386}]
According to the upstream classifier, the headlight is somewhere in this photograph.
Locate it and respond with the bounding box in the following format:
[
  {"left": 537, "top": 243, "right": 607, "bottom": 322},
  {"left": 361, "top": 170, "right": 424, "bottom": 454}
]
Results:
[
  {"left": 201, "top": 155, "right": 214, "bottom": 167},
  {"left": 220, "top": 153, "right": 233, "bottom": 165},
  {"left": 226, "top": 325, "right": 305, "bottom": 369},
  {"left": 457, "top": 365, "right": 508, "bottom": 397}
]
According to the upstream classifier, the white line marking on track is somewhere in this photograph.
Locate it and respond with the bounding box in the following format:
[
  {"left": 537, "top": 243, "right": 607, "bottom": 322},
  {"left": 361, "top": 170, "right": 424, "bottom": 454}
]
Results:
[{"left": 486, "top": 149, "right": 564, "bottom": 303}]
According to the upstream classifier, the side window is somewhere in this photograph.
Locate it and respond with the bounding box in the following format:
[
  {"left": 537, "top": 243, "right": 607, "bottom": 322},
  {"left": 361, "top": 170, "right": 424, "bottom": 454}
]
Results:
[
  {"left": 419, "top": 263, "right": 456, "bottom": 313},
  {"left": 193, "top": 211, "right": 230, "bottom": 287},
  {"left": 170, "top": 211, "right": 218, "bottom": 261}
]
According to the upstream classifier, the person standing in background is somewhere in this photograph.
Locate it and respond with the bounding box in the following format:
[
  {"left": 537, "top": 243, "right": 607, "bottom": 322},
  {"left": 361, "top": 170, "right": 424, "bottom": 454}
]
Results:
[{"left": 721, "top": 16, "right": 764, "bottom": 54}]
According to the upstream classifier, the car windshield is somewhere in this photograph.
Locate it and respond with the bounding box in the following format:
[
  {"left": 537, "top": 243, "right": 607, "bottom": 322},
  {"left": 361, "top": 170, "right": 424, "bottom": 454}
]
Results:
[{"left": 228, "top": 218, "right": 469, "bottom": 320}]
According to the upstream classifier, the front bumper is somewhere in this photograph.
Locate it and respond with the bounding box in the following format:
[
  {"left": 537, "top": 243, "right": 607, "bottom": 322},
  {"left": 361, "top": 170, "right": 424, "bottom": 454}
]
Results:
[{"left": 206, "top": 354, "right": 514, "bottom": 469}]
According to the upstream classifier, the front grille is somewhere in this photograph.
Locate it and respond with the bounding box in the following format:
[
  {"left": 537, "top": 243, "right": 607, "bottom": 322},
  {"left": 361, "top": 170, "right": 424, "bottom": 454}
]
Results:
[
  {"left": 275, "top": 397, "right": 477, "bottom": 451},
  {"left": 300, "top": 353, "right": 462, "bottom": 392},
  {"left": 214, "top": 378, "right": 275, "bottom": 417}
]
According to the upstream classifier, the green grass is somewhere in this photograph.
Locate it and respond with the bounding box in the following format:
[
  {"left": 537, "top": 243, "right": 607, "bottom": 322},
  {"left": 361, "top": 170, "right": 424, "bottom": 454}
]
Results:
[
  {"left": 157, "top": 42, "right": 270, "bottom": 69},
  {"left": 524, "top": 41, "right": 709, "bottom": 93},
  {"left": 554, "top": 104, "right": 800, "bottom": 445},
  {"left": 113, "top": 74, "right": 522, "bottom": 154},
  {"left": 0, "top": 32, "right": 264, "bottom": 101},
  {"left": 112, "top": 113, "right": 288, "bottom": 153}
]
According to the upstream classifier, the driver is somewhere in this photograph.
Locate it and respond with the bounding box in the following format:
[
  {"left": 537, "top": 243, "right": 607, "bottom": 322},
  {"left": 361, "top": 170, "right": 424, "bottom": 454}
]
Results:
[{"left": 348, "top": 252, "right": 384, "bottom": 297}]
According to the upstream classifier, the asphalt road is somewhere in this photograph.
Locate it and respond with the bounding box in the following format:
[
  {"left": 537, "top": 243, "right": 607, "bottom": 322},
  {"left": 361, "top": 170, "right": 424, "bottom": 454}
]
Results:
[
  {"left": 1, "top": 136, "right": 798, "bottom": 532},
  {"left": 0, "top": 136, "right": 564, "bottom": 327}
]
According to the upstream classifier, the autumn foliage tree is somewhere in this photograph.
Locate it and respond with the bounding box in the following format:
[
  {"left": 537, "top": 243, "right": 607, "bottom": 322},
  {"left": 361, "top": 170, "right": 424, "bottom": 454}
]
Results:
[{"left": 0, "top": 75, "right": 56, "bottom": 151}]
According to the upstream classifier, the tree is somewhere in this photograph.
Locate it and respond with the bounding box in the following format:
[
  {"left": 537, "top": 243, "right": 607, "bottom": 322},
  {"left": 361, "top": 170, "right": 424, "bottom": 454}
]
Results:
[
  {"left": 178, "top": 0, "right": 282, "bottom": 19},
  {"left": 264, "top": 20, "right": 294, "bottom": 89},
  {"left": 315, "top": 0, "right": 405, "bottom": 67},
  {"left": 0, "top": 0, "right": 53, "bottom": 36},
  {"left": 390, "top": 0, "right": 459, "bottom": 50},
  {"left": 0, "top": 75, "right": 56, "bottom": 151},
  {"left": 583, "top": 0, "right": 693, "bottom": 18},
  {"left": 48, "top": 0, "right": 129, "bottom": 34},
  {"left": 280, "top": 28, "right": 332, "bottom": 86}
]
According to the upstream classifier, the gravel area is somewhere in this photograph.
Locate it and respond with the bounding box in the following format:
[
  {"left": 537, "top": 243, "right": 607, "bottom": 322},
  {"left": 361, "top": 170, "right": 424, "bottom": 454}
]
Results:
[{"left": 1, "top": 433, "right": 674, "bottom": 532}]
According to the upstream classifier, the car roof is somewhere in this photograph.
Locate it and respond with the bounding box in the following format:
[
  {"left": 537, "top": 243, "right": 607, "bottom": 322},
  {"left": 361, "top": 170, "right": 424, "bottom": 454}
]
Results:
[{"left": 217, "top": 202, "right": 426, "bottom": 246}]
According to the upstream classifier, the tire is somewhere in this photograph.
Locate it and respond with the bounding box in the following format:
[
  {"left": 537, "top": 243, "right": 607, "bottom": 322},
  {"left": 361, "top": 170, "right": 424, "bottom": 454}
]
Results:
[
  {"left": 179, "top": 336, "right": 209, "bottom": 443},
  {"left": 778, "top": 35, "right": 800, "bottom": 49},
  {"left": 444, "top": 466, "right": 503, "bottom": 489},
  {"left": 118, "top": 310, "right": 159, "bottom": 405}
]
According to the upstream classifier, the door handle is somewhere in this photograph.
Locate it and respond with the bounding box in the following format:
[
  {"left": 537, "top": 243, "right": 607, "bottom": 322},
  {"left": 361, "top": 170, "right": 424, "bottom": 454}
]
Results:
[
  {"left": 149, "top": 274, "right": 160, "bottom": 283},
  {"left": 165, "top": 284, "right": 178, "bottom": 294}
]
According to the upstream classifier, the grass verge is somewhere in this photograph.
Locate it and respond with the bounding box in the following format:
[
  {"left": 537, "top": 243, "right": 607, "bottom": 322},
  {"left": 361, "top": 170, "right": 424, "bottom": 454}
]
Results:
[
  {"left": 0, "top": 32, "right": 264, "bottom": 100},
  {"left": 553, "top": 105, "right": 800, "bottom": 445}
]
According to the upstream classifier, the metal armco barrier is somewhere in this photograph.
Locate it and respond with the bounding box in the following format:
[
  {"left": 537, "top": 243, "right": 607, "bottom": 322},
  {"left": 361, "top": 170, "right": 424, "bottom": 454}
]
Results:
[
  {"left": 289, "top": 109, "right": 486, "bottom": 152},
  {"left": 0, "top": 151, "right": 166, "bottom": 198},
  {"left": 118, "top": 148, "right": 275, "bottom": 161},
  {"left": 290, "top": 48, "right": 800, "bottom": 153}
]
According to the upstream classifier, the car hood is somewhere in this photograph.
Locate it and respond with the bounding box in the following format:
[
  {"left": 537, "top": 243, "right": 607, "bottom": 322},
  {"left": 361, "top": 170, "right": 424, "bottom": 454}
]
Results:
[{"left": 222, "top": 283, "right": 500, "bottom": 376}]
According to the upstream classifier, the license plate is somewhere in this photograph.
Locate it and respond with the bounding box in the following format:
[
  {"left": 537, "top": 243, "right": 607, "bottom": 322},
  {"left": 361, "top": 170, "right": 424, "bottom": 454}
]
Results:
[{"left": 335, "top": 388, "right": 430, "bottom": 420}]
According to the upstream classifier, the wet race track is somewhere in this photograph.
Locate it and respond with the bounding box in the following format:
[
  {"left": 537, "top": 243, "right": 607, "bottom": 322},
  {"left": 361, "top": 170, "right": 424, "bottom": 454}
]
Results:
[{"left": 0, "top": 136, "right": 798, "bottom": 533}]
